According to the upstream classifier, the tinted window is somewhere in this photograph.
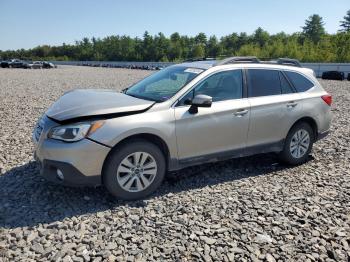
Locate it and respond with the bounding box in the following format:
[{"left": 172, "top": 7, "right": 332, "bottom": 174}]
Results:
[
  {"left": 179, "top": 70, "right": 243, "bottom": 105},
  {"left": 279, "top": 72, "right": 295, "bottom": 94},
  {"left": 284, "top": 71, "right": 314, "bottom": 92},
  {"left": 247, "top": 69, "right": 281, "bottom": 97}
]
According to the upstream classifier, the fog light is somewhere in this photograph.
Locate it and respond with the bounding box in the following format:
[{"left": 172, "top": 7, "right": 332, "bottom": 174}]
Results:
[{"left": 56, "top": 169, "right": 64, "bottom": 181}]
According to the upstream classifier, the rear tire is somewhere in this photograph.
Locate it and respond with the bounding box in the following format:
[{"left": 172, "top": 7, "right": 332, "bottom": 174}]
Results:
[
  {"left": 279, "top": 122, "right": 314, "bottom": 165},
  {"left": 103, "top": 140, "right": 166, "bottom": 200}
]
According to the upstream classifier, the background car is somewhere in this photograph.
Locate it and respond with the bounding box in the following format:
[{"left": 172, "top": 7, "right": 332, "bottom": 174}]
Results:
[
  {"left": 8, "top": 59, "right": 31, "bottom": 69},
  {"left": 348, "top": 73, "right": 350, "bottom": 81},
  {"left": 322, "top": 71, "right": 345, "bottom": 80},
  {"left": 29, "top": 61, "right": 43, "bottom": 69},
  {"left": 0, "top": 60, "right": 10, "bottom": 68},
  {"left": 42, "top": 61, "right": 56, "bottom": 68}
]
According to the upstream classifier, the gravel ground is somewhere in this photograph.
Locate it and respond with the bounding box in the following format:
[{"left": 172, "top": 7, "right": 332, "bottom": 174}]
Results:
[{"left": 0, "top": 66, "right": 349, "bottom": 262}]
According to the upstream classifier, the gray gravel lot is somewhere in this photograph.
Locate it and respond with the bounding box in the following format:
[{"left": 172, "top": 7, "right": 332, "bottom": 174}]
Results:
[{"left": 0, "top": 66, "right": 349, "bottom": 261}]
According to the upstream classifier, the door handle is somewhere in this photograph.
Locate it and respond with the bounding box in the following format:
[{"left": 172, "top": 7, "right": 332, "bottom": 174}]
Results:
[
  {"left": 287, "top": 101, "right": 298, "bottom": 108},
  {"left": 234, "top": 109, "right": 249, "bottom": 117}
]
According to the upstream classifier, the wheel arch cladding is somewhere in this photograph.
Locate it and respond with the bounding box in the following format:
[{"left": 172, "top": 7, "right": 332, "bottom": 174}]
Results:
[
  {"left": 289, "top": 117, "right": 318, "bottom": 141},
  {"left": 101, "top": 133, "right": 171, "bottom": 182}
]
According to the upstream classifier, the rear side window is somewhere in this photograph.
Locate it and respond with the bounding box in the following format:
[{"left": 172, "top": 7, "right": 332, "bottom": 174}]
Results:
[
  {"left": 247, "top": 69, "right": 281, "bottom": 97},
  {"left": 279, "top": 72, "right": 295, "bottom": 94},
  {"left": 284, "top": 71, "right": 314, "bottom": 92}
]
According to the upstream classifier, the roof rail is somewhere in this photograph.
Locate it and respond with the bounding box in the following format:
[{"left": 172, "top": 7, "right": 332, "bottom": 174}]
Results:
[
  {"left": 184, "top": 57, "right": 216, "bottom": 62},
  {"left": 215, "top": 56, "right": 260, "bottom": 66},
  {"left": 276, "top": 58, "right": 302, "bottom": 67}
]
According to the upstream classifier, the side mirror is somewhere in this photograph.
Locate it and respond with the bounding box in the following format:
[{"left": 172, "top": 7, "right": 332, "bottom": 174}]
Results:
[{"left": 189, "top": 94, "right": 212, "bottom": 114}]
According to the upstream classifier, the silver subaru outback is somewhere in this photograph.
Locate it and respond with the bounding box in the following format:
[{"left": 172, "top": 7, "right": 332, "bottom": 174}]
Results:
[{"left": 33, "top": 57, "right": 331, "bottom": 200}]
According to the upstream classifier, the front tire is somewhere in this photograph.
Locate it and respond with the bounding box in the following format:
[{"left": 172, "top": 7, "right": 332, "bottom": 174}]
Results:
[
  {"left": 103, "top": 140, "right": 166, "bottom": 200},
  {"left": 279, "top": 122, "right": 314, "bottom": 165}
]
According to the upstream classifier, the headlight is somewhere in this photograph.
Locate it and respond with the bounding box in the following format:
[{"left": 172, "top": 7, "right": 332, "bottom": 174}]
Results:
[{"left": 48, "top": 121, "right": 104, "bottom": 142}]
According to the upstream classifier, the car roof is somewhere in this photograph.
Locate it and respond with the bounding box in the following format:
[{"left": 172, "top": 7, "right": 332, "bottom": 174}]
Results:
[
  {"left": 177, "top": 59, "right": 314, "bottom": 77},
  {"left": 177, "top": 60, "right": 217, "bottom": 70},
  {"left": 177, "top": 56, "right": 309, "bottom": 71}
]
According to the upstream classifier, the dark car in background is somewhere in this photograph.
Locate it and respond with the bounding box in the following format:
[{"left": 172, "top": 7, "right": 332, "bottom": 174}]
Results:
[
  {"left": 0, "top": 59, "right": 56, "bottom": 69},
  {"left": 1, "top": 60, "right": 11, "bottom": 68},
  {"left": 347, "top": 73, "right": 350, "bottom": 81},
  {"left": 322, "top": 71, "right": 345, "bottom": 81},
  {"left": 8, "top": 59, "right": 31, "bottom": 69},
  {"left": 42, "top": 61, "right": 56, "bottom": 68}
]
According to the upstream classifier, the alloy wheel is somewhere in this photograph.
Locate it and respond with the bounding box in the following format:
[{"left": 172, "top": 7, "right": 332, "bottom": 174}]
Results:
[
  {"left": 289, "top": 129, "right": 310, "bottom": 159},
  {"left": 116, "top": 152, "right": 157, "bottom": 192}
]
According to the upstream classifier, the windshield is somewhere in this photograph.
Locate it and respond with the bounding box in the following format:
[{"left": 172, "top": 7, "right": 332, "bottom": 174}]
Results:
[{"left": 125, "top": 66, "right": 204, "bottom": 102}]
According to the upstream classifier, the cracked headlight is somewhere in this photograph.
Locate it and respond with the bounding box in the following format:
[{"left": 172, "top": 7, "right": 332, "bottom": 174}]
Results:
[{"left": 48, "top": 121, "right": 104, "bottom": 142}]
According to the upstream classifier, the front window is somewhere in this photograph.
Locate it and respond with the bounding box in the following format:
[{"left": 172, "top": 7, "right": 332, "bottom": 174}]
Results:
[
  {"left": 125, "top": 66, "right": 203, "bottom": 102},
  {"left": 178, "top": 69, "right": 243, "bottom": 105}
]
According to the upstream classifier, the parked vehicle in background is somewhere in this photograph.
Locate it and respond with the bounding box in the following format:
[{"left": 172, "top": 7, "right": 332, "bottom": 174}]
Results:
[
  {"left": 322, "top": 71, "right": 345, "bottom": 81},
  {"left": 33, "top": 56, "right": 332, "bottom": 200},
  {"left": 0, "top": 60, "right": 10, "bottom": 68},
  {"left": 42, "top": 61, "right": 56, "bottom": 68},
  {"left": 347, "top": 73, "right": 350, "bottom": 81},
  {"left": 29, "top": 61, "right": 43, "bottom": 69},
  {"left": 1, "top": 60, "right": 11, "bottom": 68},
  {"left": 7, "top": 59, "right": 31, "bottom": 69}
]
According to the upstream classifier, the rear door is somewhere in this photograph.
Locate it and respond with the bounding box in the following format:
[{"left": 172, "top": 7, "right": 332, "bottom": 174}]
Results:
[{"left": 246, "top": 69, "right": 303, "bottom": 149}]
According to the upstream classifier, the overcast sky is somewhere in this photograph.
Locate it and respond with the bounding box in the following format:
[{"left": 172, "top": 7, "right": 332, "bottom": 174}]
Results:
[{"left": 0, "top": 0, "right": 349, "bottom": 50}]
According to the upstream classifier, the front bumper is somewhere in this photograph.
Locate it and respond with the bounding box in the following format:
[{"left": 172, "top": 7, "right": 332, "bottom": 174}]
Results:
[
  {"left": 35, "top": 157, "right": 101, "bottom": 186},
  {"left": 33, "top": 116, "right": 111, "bottom": 186}
]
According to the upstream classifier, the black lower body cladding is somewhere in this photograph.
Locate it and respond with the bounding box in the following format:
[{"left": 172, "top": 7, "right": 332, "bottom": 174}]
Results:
[{"left": 36, "top": 158, "right": 101, "bottom": 186}]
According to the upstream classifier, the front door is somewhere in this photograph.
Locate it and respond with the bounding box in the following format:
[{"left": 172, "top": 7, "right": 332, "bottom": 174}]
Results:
[{"left": 174, "top": 69, "right": 250, "bottom": 161}]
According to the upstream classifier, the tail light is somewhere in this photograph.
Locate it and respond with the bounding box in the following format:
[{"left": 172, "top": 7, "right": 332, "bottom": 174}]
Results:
[{"left": 321, "top": 94, "right": 332, "bottom": 106}]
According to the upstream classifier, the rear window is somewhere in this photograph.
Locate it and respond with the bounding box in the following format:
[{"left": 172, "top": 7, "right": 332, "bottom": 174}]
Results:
[
  {"left": 284, "top": 71, "right": 314, "bottom": 92},
  {"left": 247, "top": 69, "right": 281, "bottom": 97}
]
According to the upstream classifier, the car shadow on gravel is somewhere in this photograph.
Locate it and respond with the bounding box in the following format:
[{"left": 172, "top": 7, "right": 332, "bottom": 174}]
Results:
[{"left": 0, "top": 153, "right": 309, "bottom": 229}]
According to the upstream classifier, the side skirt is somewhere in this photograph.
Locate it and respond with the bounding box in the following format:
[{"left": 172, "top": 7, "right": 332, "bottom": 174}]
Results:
[{"left": 169, "top": 140, "right": 284, "bottom": 171}]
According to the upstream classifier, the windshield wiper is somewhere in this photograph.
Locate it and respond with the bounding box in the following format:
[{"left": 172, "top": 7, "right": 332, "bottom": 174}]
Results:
[{"left": 125, "top": 93, "right": 161, "bottom": 102}]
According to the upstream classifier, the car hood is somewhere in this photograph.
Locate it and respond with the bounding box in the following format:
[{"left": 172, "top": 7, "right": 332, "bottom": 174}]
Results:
[{"left": 46, "top": 89, "right": 154, "bottom": 122}]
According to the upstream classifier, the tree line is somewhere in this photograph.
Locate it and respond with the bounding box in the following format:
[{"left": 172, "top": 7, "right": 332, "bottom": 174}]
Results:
[{"left": 1, "top": 11, "right": 350, "bottom": 63}]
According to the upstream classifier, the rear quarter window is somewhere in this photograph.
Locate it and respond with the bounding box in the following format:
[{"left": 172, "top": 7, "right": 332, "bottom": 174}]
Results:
[{"left": 284, "top": 71, "right": 314, "bottom": 92}]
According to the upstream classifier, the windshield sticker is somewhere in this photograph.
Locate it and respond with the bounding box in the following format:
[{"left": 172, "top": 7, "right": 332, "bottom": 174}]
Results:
[{"left": 184, "top": 68, "right": 204, "bottom": 74}]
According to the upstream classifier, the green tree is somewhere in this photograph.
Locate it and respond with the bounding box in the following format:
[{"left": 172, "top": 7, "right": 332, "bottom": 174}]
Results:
[
  {"left": 340, "top": 10, "right": 350, "bottom": 32},
  {"left": 302, "top": 14, "right": 326, "bottom": 43},
  {"left": 334, "top": 32, "right": 350, "bottom": 62},
  {"left": 154, "top": 32, "right": 170, "bottom": 61},
  {"left": 253, "top": 27, "right": 269, "bottom": 47},
  {"left": 194, "top": 33, "right": 207, "bottom": 45},
  {"left": 220, "top": 33, "right": 239, "bottom": 55},
  {"left": 2, "top": 20, "right": 350, "bottom": 63},
  {"left": 142, "top": 31, "right": 156, "bottom": 61},
  {"left": 206, "top": 36, "right": 222, "bottom": 58},
  {"left": 169, "top": 32, "right": 183, "bottom": 61},
  {"left": 192, "top": 44, "right": 205, "bottom": 58}
]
